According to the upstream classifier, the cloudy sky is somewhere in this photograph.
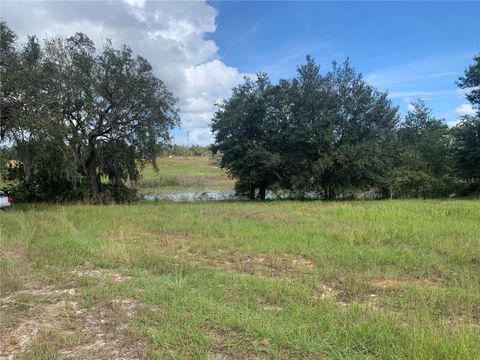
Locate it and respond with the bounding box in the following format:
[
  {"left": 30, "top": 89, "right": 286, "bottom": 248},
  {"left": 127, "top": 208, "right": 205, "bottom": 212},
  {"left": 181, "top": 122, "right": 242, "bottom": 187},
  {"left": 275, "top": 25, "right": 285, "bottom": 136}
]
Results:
[{"left": 1, "top": 1, "right": 479, "bottom": 145}]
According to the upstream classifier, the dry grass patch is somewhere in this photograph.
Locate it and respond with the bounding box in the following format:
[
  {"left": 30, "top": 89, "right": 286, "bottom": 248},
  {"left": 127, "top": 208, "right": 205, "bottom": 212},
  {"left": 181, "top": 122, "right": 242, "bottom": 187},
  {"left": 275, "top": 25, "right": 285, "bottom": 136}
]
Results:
[
  {"left": 0, "top": 289, "right": 80, "bottom": 359},
  {"left": 104, "top": 228, "right": 190, "bottom": 247},
  {"left": 207, "top": 328, "right": 263, "bottom": 360},
  {"left": 57, "top": 299, "right": 143, "bottom": 360},
  {"left": 146, "top": 230, "right": 191, "bottom": 248},
  {"left": 369, "top": 278, "right": 441, "bottom": 289},
  {"left": 186, "top": 251, "right": 316, "bottom": 277},
  {"left": 71, "top": 268, "right": 133, "bottom": 285},
  {"left": 0, "top": 265, "right": 20, "bottom": 297},
  {"left": 311, "top": 283, "right": 345, "bottom": 304},
  {"left": 0, "top": 248, "right": 39, "bottom": 297},
  {"left": 102, "top": 228, "right": 189, "bottom": 266},
  {"left": 0, "top": 266, "right": 143, "bottom": 360}
]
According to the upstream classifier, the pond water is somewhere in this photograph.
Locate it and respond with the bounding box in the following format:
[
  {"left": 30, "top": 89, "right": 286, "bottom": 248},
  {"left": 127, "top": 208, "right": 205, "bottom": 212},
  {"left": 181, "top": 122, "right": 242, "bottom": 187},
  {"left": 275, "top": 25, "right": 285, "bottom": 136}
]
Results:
[
  {"left": 143, "top": 191, "right": 323, "bottom": 202},
  {"left": 143, "top": 191, "right": 247, "bottom": 202}
]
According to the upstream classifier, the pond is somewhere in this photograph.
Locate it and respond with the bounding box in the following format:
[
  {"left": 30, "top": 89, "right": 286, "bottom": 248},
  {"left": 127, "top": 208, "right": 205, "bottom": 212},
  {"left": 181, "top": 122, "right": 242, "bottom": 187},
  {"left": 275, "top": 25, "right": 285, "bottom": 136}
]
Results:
[
  {"left": 143, "top": 191, "right": 247, "bottom": 202},
  {"left": 143, "top": 191, "right": 323, "bottom": 202}
]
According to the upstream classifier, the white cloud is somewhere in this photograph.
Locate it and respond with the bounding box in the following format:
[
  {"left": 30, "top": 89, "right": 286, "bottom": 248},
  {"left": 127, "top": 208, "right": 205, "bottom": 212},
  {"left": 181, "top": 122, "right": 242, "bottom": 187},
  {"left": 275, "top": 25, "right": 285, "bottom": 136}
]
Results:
[
  {"left": 455, "top": 104, "right": 476, "bottom": 116},
  {"left": 389, "top": 90, "right": 457, "bottom": 99},
  {"left": 407, "top": 103, "right": 416, "bottom": 111},
  {"left": 123, "top": 0, "right": 146, "bottom": 8},
  {"left": 177, "top": 60, "right": 253, "bottom": 144},
  {"left": 457, "top": 86, "right": 479, "bottom": 97},
  {"left": 364, "top": 54, "right": 469, "bottom": 88},
  {"left": 1, "top": 0, "right": 246, "bottom": 145}
]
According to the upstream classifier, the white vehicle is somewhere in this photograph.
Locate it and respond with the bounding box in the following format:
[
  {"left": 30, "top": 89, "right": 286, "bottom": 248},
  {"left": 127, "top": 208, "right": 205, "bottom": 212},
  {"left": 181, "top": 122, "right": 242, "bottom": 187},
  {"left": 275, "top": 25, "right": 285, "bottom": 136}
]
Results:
[{"left": 0, "top": 191, "right": 11, "bottom": 209}]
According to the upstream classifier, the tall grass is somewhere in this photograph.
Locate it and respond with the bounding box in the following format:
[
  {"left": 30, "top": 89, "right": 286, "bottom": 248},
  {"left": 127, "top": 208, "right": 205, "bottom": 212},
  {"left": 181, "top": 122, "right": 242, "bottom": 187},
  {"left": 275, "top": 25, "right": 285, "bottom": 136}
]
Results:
[
  {"left": 1, "top": 200, "right": 479, "bottom": 358},
  {"left": 137, "top": 156, "right": 234, "bottom": 194}
]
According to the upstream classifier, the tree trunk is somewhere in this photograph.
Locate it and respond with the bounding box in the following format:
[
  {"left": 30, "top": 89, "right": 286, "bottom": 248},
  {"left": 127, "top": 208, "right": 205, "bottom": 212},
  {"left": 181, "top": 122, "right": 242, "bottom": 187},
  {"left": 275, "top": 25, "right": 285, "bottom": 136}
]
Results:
[
  {"left": 326, "top": 185, "right": 335, "bottom": 200},
  {"left": 258, "top": 186, "right": 266, "bottom": 200},
  {"left": 86, "top": 140, "right": 100, "bottom": 200},
  {"left": 19, "top": 142, "right": 33, "bottom": 181},
  {"left": 248, "top": 185, "right": 255, "bottom": 200}
]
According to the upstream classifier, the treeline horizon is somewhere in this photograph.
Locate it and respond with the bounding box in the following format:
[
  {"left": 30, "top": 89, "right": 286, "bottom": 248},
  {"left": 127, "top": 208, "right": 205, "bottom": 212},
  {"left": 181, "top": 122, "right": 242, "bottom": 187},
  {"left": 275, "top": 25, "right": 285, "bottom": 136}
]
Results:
[
  {"left": 1, "top": 21, "right": 479, "bottom": 202},
  {"left": 212, "top": 56, "right": 480, "bottom": 200}
]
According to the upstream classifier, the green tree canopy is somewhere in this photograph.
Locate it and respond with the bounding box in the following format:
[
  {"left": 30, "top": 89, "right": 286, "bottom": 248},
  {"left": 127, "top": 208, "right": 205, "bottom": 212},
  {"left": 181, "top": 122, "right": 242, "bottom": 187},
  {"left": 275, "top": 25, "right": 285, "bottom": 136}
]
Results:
[
  {"left": 452, "top": 117, "right": 480, "bottom": 182},
  {"left": 212, "top": 56, "right": 399, "bottom": 199},
  {"left": 0, "top": 22, "right": 179, "bottom": 201},
  {"left": 211, "top": 74, "right": 281, "bottom": 199},
  {"left": 457, "top": 54, "right": 480, "bottom": 114},
  {"left": 452, "top": 54, "right": 480, "bottom": 187}
]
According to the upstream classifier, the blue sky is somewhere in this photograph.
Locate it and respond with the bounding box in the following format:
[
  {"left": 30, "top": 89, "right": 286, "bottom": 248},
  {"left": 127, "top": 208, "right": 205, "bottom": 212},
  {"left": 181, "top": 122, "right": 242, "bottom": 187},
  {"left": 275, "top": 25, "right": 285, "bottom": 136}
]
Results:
[
  {"left": 206, "top": 1, "right": 479, "bottom": 126},
  {"left": 2, "top": 0, "right": 479, "bottom": 145}
]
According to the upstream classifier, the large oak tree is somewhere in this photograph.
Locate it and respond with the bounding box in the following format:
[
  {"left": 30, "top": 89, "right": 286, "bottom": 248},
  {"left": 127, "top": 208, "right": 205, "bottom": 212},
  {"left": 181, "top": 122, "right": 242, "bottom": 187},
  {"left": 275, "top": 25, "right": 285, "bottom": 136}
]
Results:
[
  {"left": 0, "top": 22, "right": 179, "bottom": 201},
  {"left": 212, "top": 56, "right": 399, "bottom": 199}
]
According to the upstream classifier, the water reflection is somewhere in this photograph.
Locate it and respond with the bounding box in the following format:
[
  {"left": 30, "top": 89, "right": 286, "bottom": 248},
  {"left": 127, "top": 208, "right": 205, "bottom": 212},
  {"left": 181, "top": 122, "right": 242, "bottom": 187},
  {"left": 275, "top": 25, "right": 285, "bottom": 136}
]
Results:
[
  {"left": 144, "top": 191, "right": 247, "bottom": 202},
  {"left": 143, "top": 191, "right": 323, "bottom": 202}
]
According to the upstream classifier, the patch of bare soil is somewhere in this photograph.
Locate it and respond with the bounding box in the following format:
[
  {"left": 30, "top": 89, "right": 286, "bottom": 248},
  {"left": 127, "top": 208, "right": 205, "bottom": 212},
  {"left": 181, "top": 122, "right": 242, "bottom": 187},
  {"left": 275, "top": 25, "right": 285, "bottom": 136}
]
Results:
[
  {"left": 0, "top": 301, "right": 71, "bottom": 358},
  {"left": 0, "top": 285, "right": 78, "bottom": 359},
  {"left": 71, "top": 268, "right": 133, "bottom": 284},
  {"left": 207, "top": 329, "right": 263, "bottom": 360},
  {"left": 185, "top": 251, "right": 316, "bottom": 277},
  {"left": 104, "top": 229, "right": 317, "bottom": 279},
  {"left": 0, "top": 271, "right": 143, "bottom": 360},
  {"left": 57, "top": 299, "right": 143, "bottom": 360},
  {"left": 311, "top": 283, "right": 348, "bottom": 307},
  {"left": 369, "top": 279, "right": 409, "bottom": 289}
]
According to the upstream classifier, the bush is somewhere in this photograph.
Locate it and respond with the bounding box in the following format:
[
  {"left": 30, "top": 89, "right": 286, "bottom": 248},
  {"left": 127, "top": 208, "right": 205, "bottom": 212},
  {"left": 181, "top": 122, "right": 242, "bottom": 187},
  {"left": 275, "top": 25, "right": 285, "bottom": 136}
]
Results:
[
  {"left": 99, "top": 183, "right": 137, "bottom": 203},
  {"left": 391, "top": 170, "right": 467, "bottom": 198}
]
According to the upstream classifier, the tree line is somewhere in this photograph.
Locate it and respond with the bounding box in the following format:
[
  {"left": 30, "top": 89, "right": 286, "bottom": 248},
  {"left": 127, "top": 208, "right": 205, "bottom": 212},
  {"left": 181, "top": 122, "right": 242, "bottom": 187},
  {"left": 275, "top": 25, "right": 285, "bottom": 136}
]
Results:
[
  {"left": 0, "top": 22, "right": 179, "bottom": 202},
  {"left": 1, "top": 20, "right": 479, "bottom": 202},
  {"left": 212, "top": 56, "right": 480, "bottom": 200},
  {"left": 160, "top": 144, "right": 211, "bottom": 157}
]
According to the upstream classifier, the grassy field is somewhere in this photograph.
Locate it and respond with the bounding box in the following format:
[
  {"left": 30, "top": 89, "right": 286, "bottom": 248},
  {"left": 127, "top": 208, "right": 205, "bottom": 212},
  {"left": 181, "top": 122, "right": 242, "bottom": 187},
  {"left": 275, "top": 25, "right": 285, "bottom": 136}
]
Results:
[
  {"left": 137, "top": 156, "right": 234, "bottom": 195},
  {"left": 1, "top": 199, "right": 479, "bottom": 359},
  {"left": 0, "top": 157, "right": 479, "bottom": 358}
]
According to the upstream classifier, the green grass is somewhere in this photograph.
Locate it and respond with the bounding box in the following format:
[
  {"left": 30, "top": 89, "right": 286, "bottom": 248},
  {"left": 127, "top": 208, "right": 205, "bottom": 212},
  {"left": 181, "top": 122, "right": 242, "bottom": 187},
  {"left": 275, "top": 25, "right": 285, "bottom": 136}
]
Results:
[
  {"left": 137, "top": 156, "right": 234, "bottom": 194},
  {"left": 1, "top": 199, "right": 479, "bottom": 359}
]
